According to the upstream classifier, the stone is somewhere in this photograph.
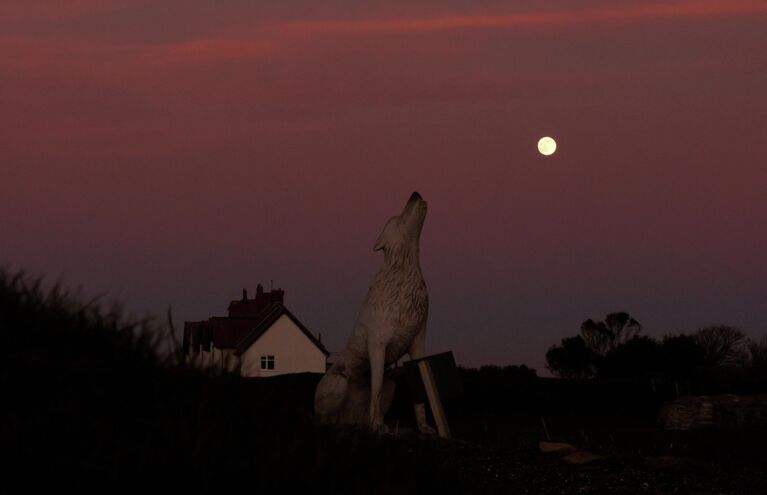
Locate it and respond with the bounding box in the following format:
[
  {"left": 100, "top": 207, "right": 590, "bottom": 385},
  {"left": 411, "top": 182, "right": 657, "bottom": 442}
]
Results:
[
  {"left": 539, "top": 442, "right": 577, "bottom": 454},
  {"left": 314, "top": 192, "right": 435, "bottom": 433},
  {"left": 658, "top": 394, "right": 767, "bottom": 430},
  {"left": 561, "top": 451, "right": 605, "bottom": 465}
]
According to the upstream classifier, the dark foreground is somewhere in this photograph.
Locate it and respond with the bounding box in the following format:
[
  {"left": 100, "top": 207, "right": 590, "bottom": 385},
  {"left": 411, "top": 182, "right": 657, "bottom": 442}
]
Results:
[
  {"left": 2, "top": 271, "right": 766, "bottom": 494},
  {"left": 5, "top": 370, "right": 767, "bottom": 495}
]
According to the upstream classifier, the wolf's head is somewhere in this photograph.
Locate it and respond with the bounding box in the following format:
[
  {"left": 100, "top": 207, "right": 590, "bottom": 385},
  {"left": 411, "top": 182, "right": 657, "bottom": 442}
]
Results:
[{"left": 373, "top": 192, "right": 427, "bottom": 258}]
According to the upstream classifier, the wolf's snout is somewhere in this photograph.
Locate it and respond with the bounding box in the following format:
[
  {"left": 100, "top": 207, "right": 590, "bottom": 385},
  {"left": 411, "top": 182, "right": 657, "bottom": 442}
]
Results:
[{"left": 409, "top": 191, "right": 423, "bottom": 202}]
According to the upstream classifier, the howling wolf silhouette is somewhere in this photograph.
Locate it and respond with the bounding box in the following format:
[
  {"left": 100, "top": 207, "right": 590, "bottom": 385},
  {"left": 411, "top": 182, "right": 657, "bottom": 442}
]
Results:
[{"left": 315, "top": 192, "right": 434, "bottom": 433}]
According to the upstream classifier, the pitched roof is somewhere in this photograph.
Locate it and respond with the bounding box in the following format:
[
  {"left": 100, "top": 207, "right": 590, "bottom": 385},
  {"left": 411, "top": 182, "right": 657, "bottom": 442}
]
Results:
[
  {"left": 209, "top": 301, "right": 284, "bottom": 348},
  {"left": 233, "top": 303, "right": 329, "bottom": 357},
  {"left": 184, "top": 301, "right": 329, "bottom": 358},
  {"left": 227, "top": 286, "right": 285, "bottom": 317}
]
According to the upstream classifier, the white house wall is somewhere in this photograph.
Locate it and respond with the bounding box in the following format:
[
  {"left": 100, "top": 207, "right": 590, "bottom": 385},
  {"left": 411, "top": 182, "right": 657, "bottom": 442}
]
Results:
[{"left": 239, "top": 314, "right": 327, "bottom": 377}]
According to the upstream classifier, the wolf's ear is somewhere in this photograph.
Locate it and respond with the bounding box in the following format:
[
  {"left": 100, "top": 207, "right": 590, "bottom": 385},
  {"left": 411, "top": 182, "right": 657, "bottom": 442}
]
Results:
[{"left": 373, "top": 232, "right": 385, "bottom": 251}]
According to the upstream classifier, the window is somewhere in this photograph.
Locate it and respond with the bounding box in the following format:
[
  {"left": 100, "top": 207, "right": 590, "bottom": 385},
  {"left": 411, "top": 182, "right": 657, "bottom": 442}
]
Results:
[{"left": 260, "top": 355, "right": 275, "bottom": 370}]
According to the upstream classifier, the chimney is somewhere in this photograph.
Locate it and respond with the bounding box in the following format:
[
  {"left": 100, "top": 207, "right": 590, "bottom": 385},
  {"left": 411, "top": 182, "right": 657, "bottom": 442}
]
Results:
[
  {"left": 273, "top": 287, "right": 285, "bottom": 304},
  {"left": 256, "top": 284, "right": 264, "bottom": 299},
  {"left": 242, "top": 288, "right": 248, "bottom": 301}
]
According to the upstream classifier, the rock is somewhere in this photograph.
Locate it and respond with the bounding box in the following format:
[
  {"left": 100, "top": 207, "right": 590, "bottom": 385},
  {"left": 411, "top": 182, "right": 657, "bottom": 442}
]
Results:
[
  {"left": 561, "top": 451, "right": 605, "bottom": 465},
  {"left": 658, "top": 394, "right": 767, "bottom": 430},
  {"left": 539, "top": 441, "right": 577, "bottom": 454},
  {"left": 658, "top": 395, "right": 716, "bottom": 431}
]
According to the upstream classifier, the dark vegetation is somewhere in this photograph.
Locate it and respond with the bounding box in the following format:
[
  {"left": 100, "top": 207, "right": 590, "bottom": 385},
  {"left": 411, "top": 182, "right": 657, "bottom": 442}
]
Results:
[
  {"left": 0, "top": 270, "right": 465, "bottom": 494},
  {"left": 2, "top": 271, "right": 767, "bottom": 494},
  {"left": 545, "top": 312, "right": 767, "bottom": 387}
]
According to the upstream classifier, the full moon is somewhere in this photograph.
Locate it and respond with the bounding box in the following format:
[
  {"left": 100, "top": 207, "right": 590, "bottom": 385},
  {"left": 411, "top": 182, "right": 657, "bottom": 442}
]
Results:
[{"left": 537, "top": 136, "right": 557, "bottom": 156}]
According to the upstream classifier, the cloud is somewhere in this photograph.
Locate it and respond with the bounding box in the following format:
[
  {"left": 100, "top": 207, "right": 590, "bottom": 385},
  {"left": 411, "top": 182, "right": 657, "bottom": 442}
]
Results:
[
  {"left": 146, "top": 39, "right": 277, "bottom": 65},
  {"left": 273, "top": 0, "right": 767, "bottom": 36},
  {"left": 3, "top": 0, "right": 764, "bottom": 73},
  {"left": 2, "top": 0, "right": 764, "bottom": 158},
  {"left": 0, "top": 1, "right": 128, "bottom": 21}
]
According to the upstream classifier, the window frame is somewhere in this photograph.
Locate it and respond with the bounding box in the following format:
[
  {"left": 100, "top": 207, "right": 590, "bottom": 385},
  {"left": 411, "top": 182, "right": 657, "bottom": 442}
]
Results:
[{"left": 260, "top": 354, "right": 275, "bottom": 370}]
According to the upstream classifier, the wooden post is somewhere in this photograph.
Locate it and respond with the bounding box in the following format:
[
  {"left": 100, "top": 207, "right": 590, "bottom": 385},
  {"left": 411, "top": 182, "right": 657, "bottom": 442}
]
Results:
[
  {"left": 417, "top": 359, "right": 451, "bottom": 439},
  {"left": 541, "top": 417, "right": 551, "bottom": 441}
]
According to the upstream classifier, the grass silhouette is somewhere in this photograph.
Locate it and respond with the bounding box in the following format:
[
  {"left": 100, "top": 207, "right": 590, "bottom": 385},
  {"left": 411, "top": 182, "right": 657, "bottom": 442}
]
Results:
[{"left": 0, "top": 269, "right": 466, "bottom": 494}]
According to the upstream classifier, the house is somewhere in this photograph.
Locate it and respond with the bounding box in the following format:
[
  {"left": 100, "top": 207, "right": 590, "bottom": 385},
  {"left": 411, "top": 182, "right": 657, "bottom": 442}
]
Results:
[{"left": 183, "top": 284, "right": 329, "bottom": 377}]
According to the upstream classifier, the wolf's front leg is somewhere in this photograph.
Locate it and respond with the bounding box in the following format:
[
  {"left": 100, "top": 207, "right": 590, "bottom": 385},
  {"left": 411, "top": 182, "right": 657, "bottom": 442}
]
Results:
[{"left": 368, "top": 339, "right": 387, "bottom": 433}]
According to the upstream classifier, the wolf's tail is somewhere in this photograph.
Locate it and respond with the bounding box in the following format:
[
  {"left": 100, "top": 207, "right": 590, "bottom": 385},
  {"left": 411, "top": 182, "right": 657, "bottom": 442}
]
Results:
[{"left": 314, "top": 371, "right": 348, "bottom": 423}]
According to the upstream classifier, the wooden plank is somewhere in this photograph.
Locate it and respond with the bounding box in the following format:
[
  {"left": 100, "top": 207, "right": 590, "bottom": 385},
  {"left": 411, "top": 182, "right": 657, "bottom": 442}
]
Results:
[
  {"left": 417, "top": 359, "right": 451, "bottom": 439},
  {"left": 404, "top": 351, "right": 462, "bottom": 403}
]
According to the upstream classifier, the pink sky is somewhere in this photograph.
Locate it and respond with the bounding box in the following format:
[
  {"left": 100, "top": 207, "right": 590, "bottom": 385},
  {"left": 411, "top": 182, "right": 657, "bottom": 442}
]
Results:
[{"left": 2, "top": 0, "right": 766, "bottom": 370}]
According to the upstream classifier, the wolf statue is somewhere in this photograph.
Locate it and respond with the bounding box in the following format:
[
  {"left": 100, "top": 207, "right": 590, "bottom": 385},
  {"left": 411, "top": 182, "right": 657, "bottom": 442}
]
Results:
[{"left": 314, "top": 192, "right": 434, "bottom": 434}]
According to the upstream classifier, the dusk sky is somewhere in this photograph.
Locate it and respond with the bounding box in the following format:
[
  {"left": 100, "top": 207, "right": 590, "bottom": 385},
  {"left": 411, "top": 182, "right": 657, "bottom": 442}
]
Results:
[{"left": 2, "top": 1, "right": 766, "bottom": 371}]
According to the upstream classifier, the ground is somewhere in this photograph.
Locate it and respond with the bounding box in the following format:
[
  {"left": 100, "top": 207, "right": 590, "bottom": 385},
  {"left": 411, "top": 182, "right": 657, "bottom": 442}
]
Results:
[{"left": 2, "top": 273, "right": 765, "bottom": 494}]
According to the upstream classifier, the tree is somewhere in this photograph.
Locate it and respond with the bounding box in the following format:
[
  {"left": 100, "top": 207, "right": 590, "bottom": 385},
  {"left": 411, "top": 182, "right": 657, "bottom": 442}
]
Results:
[
  {"left": 580, "top": 312, "right": 642, "bottom": 355},
  {"left": 598, "top": 336, "right": 662, "bottom": 378},
  {"left": 747, "top": 336, "right": 767, "bottom": 371},
  {"left": 694, "top": 325, "right": 748, "bottom": 367},
  {"left": 545, "top": 336, "right": 597, "bottom": 379},
  {"left": 660, "top": 333, "right": 706, "bottom": 377},
  {"left": 474, "top": 364, "right": 537, "bottom": 379},
  {"left": 502, "top": 364, "right": 537, "bottom": 379}
]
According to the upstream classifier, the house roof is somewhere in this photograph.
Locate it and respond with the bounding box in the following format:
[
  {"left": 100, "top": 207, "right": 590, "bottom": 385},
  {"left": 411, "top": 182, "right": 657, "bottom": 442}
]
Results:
[
  {"left": 209, "top": 302, "right": 283, "bottom": 348},
  {"left": 233, "top": 303, "right": 330, "bottom": 357},
  {"left": 227, "top": 285, "right": 285, "bottom": 318},
  {"left": 184, "top": 301, "right": 329, "bottom": 357}
]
